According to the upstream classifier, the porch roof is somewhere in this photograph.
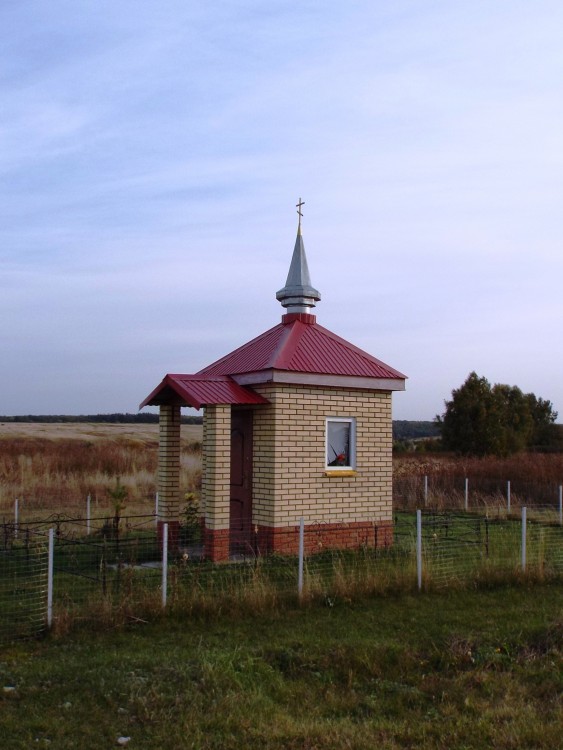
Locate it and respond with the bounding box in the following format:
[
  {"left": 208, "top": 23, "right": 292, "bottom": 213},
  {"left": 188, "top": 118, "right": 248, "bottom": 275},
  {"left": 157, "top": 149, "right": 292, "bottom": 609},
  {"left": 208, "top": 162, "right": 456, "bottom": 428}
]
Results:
[{"left": 139, "top": 374, "right": 269, "bottom": 410}]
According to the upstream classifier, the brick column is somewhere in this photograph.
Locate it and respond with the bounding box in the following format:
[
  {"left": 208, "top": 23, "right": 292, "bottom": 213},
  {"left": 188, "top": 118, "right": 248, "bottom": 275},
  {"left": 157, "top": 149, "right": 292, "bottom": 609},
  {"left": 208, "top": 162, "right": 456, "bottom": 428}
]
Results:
[
  {"left": 202, "top": 404, "right": 231, "bottom": 561},
  {"left": 157, "top": 404, "right": 181, "bottom": 549}
]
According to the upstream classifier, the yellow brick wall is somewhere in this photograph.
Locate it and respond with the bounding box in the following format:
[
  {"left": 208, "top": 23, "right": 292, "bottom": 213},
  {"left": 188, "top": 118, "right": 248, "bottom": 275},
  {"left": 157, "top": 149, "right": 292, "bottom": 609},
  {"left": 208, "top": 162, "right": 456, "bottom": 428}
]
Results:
[
  {"left": 202, "top": 404, "right": 231, "bottom": 530},
  {"left": 158, "top": 404, "right": 181, "bottom": 521},
  {"left": 251, "top": 384, "right": 393, "bottom": 526}
]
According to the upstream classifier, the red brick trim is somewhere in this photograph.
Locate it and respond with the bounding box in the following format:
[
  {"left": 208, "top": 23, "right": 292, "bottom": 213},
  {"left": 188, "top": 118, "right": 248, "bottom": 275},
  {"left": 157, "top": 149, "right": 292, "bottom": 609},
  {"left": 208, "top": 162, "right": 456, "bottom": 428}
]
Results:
[
  {"left": 203, "top": 521, "right": 393, "bottom": 561},
  {"left": 282, "top": 312, "right": 316, "bottom": 325},
  {"left": 204, "top": 528, "right": 230, "bottom": 562},
  {"left": 256, "top": 520, "right": 393, "bottom": 556}
]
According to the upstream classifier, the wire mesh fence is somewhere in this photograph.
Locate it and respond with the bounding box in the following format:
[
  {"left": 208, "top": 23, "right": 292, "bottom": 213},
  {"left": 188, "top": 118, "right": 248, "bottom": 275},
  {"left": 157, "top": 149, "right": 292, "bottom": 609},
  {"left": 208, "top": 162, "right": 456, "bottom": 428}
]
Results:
[
  {"left": 1, "top": 505, "right": 562, "bottom": 644},
  {"left": 394, "top": 473, "right": 563, "bottom": 515},
  {"left": 0, "top": 525, "right": 49, "bottom": 642}
]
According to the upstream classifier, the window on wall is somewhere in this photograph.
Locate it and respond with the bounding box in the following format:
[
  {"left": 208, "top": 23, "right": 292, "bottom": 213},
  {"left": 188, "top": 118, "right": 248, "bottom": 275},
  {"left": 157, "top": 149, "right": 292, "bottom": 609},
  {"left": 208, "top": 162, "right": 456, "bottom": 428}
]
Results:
[{"left": 325, "top": 418, "right": 356, "bottom": 469}]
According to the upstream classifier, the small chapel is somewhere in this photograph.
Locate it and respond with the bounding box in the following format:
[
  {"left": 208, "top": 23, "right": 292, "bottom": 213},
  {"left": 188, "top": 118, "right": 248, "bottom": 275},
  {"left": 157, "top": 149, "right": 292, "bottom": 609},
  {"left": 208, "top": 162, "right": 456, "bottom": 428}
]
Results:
[{"left": 141, "top": 202, "right": 406, "bottom": 561}]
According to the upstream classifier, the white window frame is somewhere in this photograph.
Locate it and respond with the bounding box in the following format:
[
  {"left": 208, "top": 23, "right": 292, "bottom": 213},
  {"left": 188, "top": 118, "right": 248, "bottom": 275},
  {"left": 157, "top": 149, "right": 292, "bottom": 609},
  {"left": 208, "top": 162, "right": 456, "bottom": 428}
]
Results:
[{"left": 325, "top": 417, "right": 356, "bottom": 471}]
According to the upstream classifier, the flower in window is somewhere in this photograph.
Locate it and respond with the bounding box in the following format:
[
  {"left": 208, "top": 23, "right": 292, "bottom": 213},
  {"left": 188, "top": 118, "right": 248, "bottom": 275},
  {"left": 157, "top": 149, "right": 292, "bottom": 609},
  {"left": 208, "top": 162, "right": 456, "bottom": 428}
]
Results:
[{"left": 328, "top": 449, "right": 348, "bottom": 467}]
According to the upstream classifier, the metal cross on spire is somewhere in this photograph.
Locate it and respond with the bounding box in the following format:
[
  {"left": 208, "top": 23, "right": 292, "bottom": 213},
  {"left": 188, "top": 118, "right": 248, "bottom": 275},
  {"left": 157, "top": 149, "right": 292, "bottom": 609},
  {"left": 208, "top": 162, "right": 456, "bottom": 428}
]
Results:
[
  {"left": 296, "top": 197, "right": 305, "bottom": 232},
  {"left": 276, "top": 194, "right": 320, "bottom": 313}
]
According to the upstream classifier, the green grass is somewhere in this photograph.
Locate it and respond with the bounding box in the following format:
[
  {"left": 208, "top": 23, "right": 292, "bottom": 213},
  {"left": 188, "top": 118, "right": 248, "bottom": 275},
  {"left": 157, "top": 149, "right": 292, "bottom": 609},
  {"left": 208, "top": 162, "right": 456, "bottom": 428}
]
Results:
[{"left": 1, "top": 583, "right": 562, "bottom": 749}]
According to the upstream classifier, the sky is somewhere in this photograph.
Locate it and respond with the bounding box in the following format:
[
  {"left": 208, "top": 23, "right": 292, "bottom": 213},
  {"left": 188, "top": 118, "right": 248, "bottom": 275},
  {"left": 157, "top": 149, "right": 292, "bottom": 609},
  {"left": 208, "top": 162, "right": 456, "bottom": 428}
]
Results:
[{"left": 1, "top": 1, "right": 563, "bottom": 421}]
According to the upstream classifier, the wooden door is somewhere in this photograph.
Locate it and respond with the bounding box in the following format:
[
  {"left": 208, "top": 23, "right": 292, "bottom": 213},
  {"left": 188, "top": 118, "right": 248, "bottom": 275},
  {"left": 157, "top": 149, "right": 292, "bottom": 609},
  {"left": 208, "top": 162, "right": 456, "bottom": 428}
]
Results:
[{"left": 230, "top": 410, "right": 253, "bottom": 555}]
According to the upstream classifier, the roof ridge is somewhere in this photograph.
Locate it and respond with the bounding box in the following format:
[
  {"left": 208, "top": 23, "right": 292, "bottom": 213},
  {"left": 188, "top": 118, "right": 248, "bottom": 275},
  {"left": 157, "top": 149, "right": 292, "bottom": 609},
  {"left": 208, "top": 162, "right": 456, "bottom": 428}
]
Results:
[
  {"left": 267, "top": 320, "right": 308, "bottom": 369},
  {"left": 168, "top": 373, "right": 230, "bottom": 381},
  {"left": 196, "top": 322, "right": 285, "bottom": 375}
]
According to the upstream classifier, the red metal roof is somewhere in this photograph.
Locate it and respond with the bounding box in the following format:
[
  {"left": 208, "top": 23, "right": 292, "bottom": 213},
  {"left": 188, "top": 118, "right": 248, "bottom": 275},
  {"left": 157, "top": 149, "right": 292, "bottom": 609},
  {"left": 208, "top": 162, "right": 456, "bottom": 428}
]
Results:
[
  {"left": 140, "top": 314, "right": 406, "bottom": 409},
  {"left": 197, "top": 316, "right": 406, "bottom": 381},
  {"left": 139, "top": 374, "right": 269, "bottom": 409}
]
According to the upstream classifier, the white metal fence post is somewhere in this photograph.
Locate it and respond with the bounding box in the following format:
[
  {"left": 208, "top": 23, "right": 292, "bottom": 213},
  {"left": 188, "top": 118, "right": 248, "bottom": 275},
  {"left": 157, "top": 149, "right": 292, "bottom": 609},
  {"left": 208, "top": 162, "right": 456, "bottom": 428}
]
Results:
[
  {"left": 423, "top": 476, "right": 428, "bottom": 507},
  {"left": 416, "top": 509, "right": 422, "bottom": 591},
  {"left": 298, "top": 517, "right": 305, "bottom": 598},
  {"left": 521, "top": 506, "right": 527, "bottom": 571},
  {"left": 559, "top": 485, "right": 562, "bottom": 525},
  {"left": 162, "top": 522, "right": 168, "bottom": 609},
  {"left": 47, "top": 528, "right": 54, "bottom": 629},
  {"left": 86, "top": 494, "right": 91, "bottom": 536},
  {"left": 464, "top": 478, "right": 469, "bottom": 511},
  {"left": 507, "top": 480, "right": 511, "bottom": 513},
  {"left": 14, "top": 498, "right": 19, "bottom": 539}
]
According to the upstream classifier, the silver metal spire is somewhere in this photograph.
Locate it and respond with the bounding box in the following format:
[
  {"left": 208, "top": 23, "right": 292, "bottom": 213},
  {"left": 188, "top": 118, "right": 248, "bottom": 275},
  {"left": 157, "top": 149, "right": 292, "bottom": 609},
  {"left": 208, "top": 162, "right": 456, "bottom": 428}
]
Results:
[{"left": 276, "top": 198, "right": 321, "bottom": 313}]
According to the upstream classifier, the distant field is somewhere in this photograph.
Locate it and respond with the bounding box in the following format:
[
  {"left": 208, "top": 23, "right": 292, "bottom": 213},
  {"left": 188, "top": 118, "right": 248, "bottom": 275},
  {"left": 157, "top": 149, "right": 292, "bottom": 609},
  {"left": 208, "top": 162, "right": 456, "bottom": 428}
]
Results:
[
  {"left": 0, "top": 421, "right": 203, "bottom": 442},
  {"left": 0, "top": 422, "right": 202, "bottom": 519}
]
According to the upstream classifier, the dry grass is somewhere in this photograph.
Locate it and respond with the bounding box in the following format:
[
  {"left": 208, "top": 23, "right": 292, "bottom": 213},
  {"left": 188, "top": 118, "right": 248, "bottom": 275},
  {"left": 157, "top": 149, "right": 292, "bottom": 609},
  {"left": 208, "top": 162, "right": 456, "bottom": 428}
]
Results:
[
  {"left": 0, "top": 422, "right": 202, "bottom": 520},
  {"left": 394, "top": 452, "right": 563, "bottom": 483},
  {"left": 394, "top": 452, "right": 563, "bottom": 510},
  {"left": 2, "top": 422, "right": 561, "bottom": 520}
]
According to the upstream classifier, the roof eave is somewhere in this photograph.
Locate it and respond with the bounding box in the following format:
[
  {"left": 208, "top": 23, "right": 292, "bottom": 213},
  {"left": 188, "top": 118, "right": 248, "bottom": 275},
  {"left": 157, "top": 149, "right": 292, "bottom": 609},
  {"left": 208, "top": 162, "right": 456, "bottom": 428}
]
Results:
[
  {"left": 232, "top": 370, "right": 407, "bottom": 392},
  {"left": 139, "top": 375, "right": 180, "bottom": 409}
]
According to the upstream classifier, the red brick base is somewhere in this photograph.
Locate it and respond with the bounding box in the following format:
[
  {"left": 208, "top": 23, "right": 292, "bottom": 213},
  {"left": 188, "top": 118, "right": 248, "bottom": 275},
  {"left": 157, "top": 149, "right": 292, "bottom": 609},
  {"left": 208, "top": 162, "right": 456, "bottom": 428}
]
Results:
[
  {"left": 204, "top": 528, "right": 230, "bottom": 562},
  {"left": 256, "top": 520, "right": 393, "bottom": 556},
  {"left": 203, "top": 521, "right": 393, "bottom": 561}
]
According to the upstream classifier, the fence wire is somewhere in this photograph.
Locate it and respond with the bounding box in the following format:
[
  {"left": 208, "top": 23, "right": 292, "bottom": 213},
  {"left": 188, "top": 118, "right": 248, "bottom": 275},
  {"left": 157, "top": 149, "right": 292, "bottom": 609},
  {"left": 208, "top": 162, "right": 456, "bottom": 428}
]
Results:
[
  {"left": 394, "top": 474, "right": 563, "bottom": 513},
  {"left": 0, "top": 527, "right": 49, "bottom": 642},
  {"left": 525, "top": 516, "right": 563, "bottom": 574},
  {"left": 1, "top": 506, "right": 562, "bottom": 644}
]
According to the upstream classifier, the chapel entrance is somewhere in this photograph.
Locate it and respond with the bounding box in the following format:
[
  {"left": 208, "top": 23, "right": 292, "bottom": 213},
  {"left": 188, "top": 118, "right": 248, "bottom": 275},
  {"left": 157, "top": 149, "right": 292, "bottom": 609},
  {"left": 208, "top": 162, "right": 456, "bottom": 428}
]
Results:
[{"left": 229, "top": 409, "right": 253, "bottom": 555}]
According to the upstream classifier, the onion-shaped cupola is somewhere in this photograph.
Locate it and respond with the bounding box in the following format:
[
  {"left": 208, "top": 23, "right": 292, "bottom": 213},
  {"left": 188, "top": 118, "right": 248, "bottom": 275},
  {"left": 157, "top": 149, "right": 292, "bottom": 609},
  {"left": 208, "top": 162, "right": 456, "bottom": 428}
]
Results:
[{"left": 276, "top": 198, "right": 321, "bottom": 315}]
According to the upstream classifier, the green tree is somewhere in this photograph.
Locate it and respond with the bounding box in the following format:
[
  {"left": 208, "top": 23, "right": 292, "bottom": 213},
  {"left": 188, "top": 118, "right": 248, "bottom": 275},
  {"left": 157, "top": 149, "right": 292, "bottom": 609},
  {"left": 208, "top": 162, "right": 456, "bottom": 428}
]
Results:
[
  {"left": 526, "top": 393, "right": 560, "bottom": 447},
  {"left": 490, "top": 383, "right": 534, "bottom": 455},
  {"left": 437, "top": 372, "right": 558, "bottom": 456}
]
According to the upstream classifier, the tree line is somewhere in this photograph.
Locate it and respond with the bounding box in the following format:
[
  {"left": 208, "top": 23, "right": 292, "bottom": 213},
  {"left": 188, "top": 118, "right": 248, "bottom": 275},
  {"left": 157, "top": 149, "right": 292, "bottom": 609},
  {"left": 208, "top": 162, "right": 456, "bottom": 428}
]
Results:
[
  {"left": 0, "top": 413, "right": 203, "bottom": 425},
  {"left": 393, "top": 421, "right": 440, "bottom": 441}
]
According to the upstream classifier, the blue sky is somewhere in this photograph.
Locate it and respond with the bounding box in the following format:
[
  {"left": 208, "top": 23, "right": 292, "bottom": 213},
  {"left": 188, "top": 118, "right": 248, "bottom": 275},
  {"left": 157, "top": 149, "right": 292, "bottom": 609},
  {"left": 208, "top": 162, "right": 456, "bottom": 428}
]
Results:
[{"left": 2, "top": 1, "right": 562, "bottom": 420}]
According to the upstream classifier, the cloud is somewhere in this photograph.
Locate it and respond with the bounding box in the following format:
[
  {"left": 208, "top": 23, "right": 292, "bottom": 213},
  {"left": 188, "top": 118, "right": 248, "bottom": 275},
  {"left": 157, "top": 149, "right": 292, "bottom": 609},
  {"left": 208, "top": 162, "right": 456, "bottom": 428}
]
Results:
[{"left": 1, "top": 1, "right": 562, "bottom": 417}]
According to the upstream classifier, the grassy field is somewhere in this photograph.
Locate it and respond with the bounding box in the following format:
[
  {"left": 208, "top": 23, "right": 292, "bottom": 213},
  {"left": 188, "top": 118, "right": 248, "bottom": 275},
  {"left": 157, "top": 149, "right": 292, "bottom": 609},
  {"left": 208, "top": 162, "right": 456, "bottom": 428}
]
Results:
[
  {"left": 0, "top": 422, "right": 203, "bottom": 519},
  {"left": 1, "top": 425, "right": 562, "bottom": 747},
  {"left": 2, "top": 421, "right": 562, "bottom": 522},
  {"left": 1, "top": 583, "right": 561, "bottom": 749},
  {"left": 394, "top": 452, "right": 563, "bottom": 510}
]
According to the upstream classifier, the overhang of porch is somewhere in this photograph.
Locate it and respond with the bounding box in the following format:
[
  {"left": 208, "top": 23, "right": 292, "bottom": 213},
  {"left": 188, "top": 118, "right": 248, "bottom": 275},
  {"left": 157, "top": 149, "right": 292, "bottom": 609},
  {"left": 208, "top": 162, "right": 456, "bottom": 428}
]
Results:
[{"left": 139, "top": 373, "right": 270, "bottom": 409}]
